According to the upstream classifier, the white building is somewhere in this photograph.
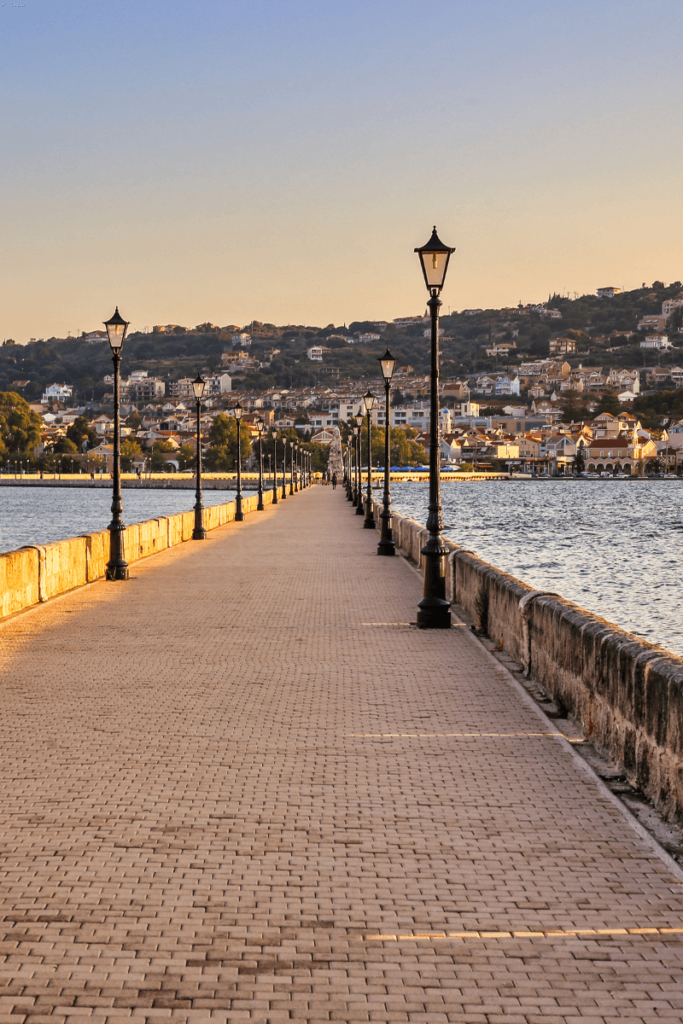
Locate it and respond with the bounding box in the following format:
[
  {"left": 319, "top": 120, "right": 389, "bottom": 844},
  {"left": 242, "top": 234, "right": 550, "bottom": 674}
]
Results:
[
  {"left": 231, "top": 332, "right": 251, "bottom": 347},
  {"left": 206, "top": 372, "right": 232, "bottom": 395},
  {"left": 456, "top": 402, "right": 480, "bottom": 417},
  {"left": 171, "top": 373, "right": 232, "bottom": 398},
  {"left": 306, "top": 346, "right": 324, "bottom": 361},
  {"left": 494, "top": 375, "right": 521, "bottom": 396},
  {"left": 127, "top": 377, "right": 166, "bottom": 401},
  {"left": 378, "top": 405, "right": 451, "bottom": 432},
  {"left": 42, "top": 383, "right": 73, "bottom": 404},
  {"left": 310, "top": 414, "right": 338, "bottom": 430},
  {"left": 640, "top": 335, "right": 672, "bottom": 350},
  {"left": 596, "top": 287, "right": 621, "bottom": 298}
]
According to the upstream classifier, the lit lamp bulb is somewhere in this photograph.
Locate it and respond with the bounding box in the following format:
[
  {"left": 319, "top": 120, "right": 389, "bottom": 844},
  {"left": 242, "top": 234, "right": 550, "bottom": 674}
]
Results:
[{"left": 432, "top": 253, "right": 439, "bottom": 269}]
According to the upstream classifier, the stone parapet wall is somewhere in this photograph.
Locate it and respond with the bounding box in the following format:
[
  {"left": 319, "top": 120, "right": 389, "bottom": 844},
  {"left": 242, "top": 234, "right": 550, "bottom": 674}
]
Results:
[
  {"left": 0, "top": 490, "right": 276, "bottom": 621},
  {"left": 375, "top": 499, "right": 683, "bottom": 823}
]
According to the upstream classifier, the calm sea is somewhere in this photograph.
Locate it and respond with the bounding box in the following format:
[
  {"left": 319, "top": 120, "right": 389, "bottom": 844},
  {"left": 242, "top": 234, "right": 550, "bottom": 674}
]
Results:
[
  {"left": 0, "top": 486, "right": 236, "bottom": 553},
  {"left": 389, "top": 479, "right": 683, "bottom": 657}
]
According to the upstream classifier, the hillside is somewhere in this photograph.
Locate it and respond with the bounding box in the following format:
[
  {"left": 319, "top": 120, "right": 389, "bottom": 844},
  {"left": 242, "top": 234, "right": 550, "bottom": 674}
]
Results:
[{"left": 2, "top": 280, "right": 682, "bottom": 400}]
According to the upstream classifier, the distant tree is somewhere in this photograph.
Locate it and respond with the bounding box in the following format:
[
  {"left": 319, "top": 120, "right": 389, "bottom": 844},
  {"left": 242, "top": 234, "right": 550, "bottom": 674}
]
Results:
[
  {"left": 560, "top": 396, "right": 587, "bottom": 423},
  {"left": 572, "top": 447, "right": 585, "bottom": 474},
  {"left": 150, "top": 439, "right": 176, "bottom": 472},
  {"left": 208, "top": 413, "right": 232, "bottom": 447},
  {"left": 52, "top": 436, "right": 79, "bottom": 455},
  {"left": 360, "top": 424, "right": 426, "bottom": 467},
  {"left": 66, "top": 415, "right": 97, "bottom": 450},
  {"left": 177, "top": 443, "right": 196, "bottom": 470},
  {"left": 205, "top": 416, "right": 251, "bottom": 472},
  {"left": 125, "top": 411, "right": 143, "bottom": 429},
  {"left": 594, "top": 392, "right": 621, "bottom": 416},
  {"left": 0, "top": 391, "right": 42, "bottom": 462},
  {"left": 120, "top": 437, "right": 142, "bottom": 471}
]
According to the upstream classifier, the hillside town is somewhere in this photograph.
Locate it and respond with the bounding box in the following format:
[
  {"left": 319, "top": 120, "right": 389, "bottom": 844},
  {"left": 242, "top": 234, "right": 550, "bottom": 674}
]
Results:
[{"left": 4, "top": 286, "right": 683, "bottom": 477}]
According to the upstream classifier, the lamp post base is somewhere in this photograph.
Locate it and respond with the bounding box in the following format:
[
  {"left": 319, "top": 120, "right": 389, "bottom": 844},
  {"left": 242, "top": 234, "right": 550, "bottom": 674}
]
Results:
[
  {"left": 416, "top": 545, "right": 452, "bottom": 628},
  {"left": 106, "top": 523, "right": 129, "bottom": 580},
  {"left": 377, "top": 507, "right": 394, "bottom": 554},
  {"left": 377, "top": 537, "right": 395, "bottom": 556},
  {"left": 105, "top": 561, "right": 129, "bottom": 581},
  {"left": 193, "top": 500, "right": 206, "bottom": 539},
  {"left": 355, "top": 498, "right": 364, "bottom": 515},
  {"left": 235, "top": 495, "right": 244, "bottom": 522},
  {"left": 416, "top": 598, "right": 451, "bottom": 629}
]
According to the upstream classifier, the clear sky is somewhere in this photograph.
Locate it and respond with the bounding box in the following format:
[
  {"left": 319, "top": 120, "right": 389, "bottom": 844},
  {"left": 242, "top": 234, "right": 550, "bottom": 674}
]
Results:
[{"left": 1, "top": 0, "right": 682, "bottom": 340}]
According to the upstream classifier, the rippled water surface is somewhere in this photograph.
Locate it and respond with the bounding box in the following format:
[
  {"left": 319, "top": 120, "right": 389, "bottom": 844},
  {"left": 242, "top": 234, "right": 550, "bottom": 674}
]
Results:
[
  {"left": 390, "top": 480, "right": 683, "bottom": 656},
  {"left": 0, "top": 486, "right": 236, "bottom": 553}
]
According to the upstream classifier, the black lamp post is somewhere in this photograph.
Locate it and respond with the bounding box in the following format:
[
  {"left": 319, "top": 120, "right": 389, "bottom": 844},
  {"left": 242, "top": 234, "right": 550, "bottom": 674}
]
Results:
[
  {"left": 354, "top": 415, "right": 364, "bottom": 515},
  {"left": 377, "top": 348, "right": 397, "bottom": 555},
  {"left": 104, "top": 307, "right": 130, "bottom": 580},
  {"left": 256, "top": 417, "right": 265, "bottom": 510},
  {"left": 351, "top": 427, "right": 359, "bottom": 506},
  {"left": 415, "top": 226, "right": 455, "bottom": 628},
  {"left": 191, "top": 373, "right": 206, "bottom": 540},
  {"left": 233, "top": 401, "right": 244, "bottom": 521},
  {"left": 271, "top": 429, "right": 279, "bottom": 504},
  {"left": 289, "top": 441, "right": 295, "bottom": 495},
  {"left": 281, "top": 438, "right": 288, "bottom": 499},
  {"left": 363, "top": 390, "right": 376, "bottom": 529},
  {"left": 346, "top": 440, "right": 353, "bottom": 500}
]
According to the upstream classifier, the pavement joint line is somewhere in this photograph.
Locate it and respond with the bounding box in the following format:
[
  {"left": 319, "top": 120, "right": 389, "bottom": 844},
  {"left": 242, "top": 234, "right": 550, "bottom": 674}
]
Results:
[
  {"left": 363, "top": 926, "right": 683, "bottom": 941},
  {"left": 346, "top": 731, "right": 562, "bottom": 738}
]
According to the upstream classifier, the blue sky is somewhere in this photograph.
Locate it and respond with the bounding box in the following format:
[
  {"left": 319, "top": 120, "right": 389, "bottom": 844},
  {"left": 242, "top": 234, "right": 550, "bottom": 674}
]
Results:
[{"left": 1, "top": 0, "right": 682, "bottom": 338}]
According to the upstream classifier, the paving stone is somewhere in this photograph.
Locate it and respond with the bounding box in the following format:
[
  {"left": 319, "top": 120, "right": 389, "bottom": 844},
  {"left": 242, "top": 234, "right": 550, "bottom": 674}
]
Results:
[{"left": 0, "top": 488, "right": 681, "bottom": 1022}]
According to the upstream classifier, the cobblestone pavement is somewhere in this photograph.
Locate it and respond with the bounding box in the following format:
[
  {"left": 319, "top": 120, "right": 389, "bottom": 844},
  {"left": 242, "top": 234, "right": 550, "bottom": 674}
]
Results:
[{"left": 0, "top": 487, "right": 682, "bottom": 1024}]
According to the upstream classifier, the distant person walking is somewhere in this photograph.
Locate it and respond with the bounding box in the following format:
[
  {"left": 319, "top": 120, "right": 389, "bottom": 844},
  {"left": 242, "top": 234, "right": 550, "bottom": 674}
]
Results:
[{"left": 332, "top": 472, "right": 337, "bottom": 490}]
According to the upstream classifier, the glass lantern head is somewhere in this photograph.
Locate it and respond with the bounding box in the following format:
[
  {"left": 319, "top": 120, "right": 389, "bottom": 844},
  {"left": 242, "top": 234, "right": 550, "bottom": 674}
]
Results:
[
  {"left": 414, "top": 226, "right": 455, "bottom": 293},
  {"left": 191, "top": 374, "right": 206, "bottom": 400},
  {"left": 104, "top": 307, "right": 129, "bottom": 352}
]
